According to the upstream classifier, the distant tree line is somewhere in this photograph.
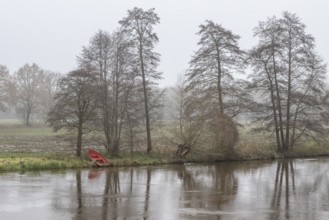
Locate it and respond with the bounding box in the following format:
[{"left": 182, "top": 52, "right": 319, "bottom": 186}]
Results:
[
  {"left": 0, "top": 9, "right": 328, "bottom": 157},
  {"left": 0, "top": 63, "right": 59, "bottom": 126}
]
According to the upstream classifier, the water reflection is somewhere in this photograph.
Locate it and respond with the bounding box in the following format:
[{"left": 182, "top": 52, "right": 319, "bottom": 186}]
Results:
[
  {"left": 102, "top": 168, "right": 120, "bottom": 219},
  {"left": 143, "top": 168, "right": 151, "bottom": 220},
  {"left": 1, "top": 159, "right": 329, "bottom": 219},
  {"left": 270, "top": 160, "right": 295, "bottom": 220},
  {"left": 176, "top": 163, "right": 238, "bottom": 217},
  {"left": 76, "top": 170, "right": 82, "bottom": 215}
]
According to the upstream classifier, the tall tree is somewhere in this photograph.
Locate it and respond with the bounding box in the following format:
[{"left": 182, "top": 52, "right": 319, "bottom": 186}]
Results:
[
  {"left": 186, "top": 20, "right": 246, "bottom": 116},
  {"left": 79, "top": 29, "right": 136, "bottom": 155},
  {"left": 108, "top": 30, "right": 136, "bottom": 155},
  {"left": 78, "top": 30, "right": 113, "bottom": 153},
  {"left": 119, "top": 7, "right": 162, "bottom": 153},
  {"left": 14, "top": 63, "right": 45, "bottom": 126},
  {"left": 0, "top": 65, "right": 13, "bottom": 112},
  {"left": 249, "top": 12, "right": 329, "bottom": 152},
  {"left": 47, "top": 69, "right": 98, "bottom": 157}
]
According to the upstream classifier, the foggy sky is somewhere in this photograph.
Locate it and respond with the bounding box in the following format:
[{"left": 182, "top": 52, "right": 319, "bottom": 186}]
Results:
[{"left": 1, "top": 0, "right": 328, "bottom": 87}]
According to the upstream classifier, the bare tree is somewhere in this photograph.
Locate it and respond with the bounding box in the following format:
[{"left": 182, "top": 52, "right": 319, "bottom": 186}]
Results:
[
  {"left": 47, "top": 69, "right": 98, "bottom": 157},
  {"left": 186, "top": 20, "right": 246, "bottom": 116},
  {"left": 108, "top": 30, "right": 136, "bottom": 155},
  {"left": 171, "top": 75, "right": 203, "bottom": 158},
  {"left": 0, "top": 65, "right": 13, "bottom": 112},
  {"left": 119, "top": 7, "right": 162, "bottom": 154},
  {"left": 79, "top": 29, "right": 137, "bottom": 155},
  {"left": 184, "top": 21, "right": 246, "bottom": 152},
  {"left": 249, "top": 12, "right": 329, "bottom": 152},
  {"left": 78, "top": 30, "right": 113, "bottom": 153},
  {"left": 14, "top": 63, "right": 45, "bottom": 126}
]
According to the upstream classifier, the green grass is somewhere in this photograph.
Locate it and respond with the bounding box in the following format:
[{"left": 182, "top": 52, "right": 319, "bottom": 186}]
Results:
[
  {"left": 0, "top": 153, "right": 89, "bottom": 172},
  {"left": 0, "top": 152, "right": 176, "bottom": 172},
  {"left": 103, "top": 152, "right": 172, "bottom": 166}
]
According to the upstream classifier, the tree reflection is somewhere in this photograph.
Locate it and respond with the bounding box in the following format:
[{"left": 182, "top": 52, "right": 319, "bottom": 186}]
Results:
[
  {"left": 98, "top": 167, "right": 153, "bottom": 220},
  {"left": 49, "top": 160, "right": 329, "bottom": 220},
  {"left": 177, "top": 165, "right": 197, "bottom": 189},
  {"left": 76, "top": 170, "right": 83, "bottom": 215},
  {"left": 177, "top": 164, "right": 238, "bottom": 212},
  {"left": 102, "top": 168, "right": 120, "bottom": 220},
  {"left": 214, "top": 165, "right": 238, "bottom": 197},
  {"left": 270, "top": 160, "right": 296, "bottom": 220},
  {"left": 143, "top": 168, "right": 151, "bottom": 220},
  {"left": 71, "top": 170, "right": 86, "bottom": 220}
]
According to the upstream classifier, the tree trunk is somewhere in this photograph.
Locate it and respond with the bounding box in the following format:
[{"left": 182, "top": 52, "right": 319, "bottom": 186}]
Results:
[
  {"left": 215, "top": 41, "right": 224, "bottom": 114},
  {"left": 103, "top": 98, "right": 112, "bottom": 154},
  {"left": 76, "top": 125, "right": 83, "bottom": 157},
  {"left": 139, "top": 44, "right": 152, "bottom": 154},
  {"left": 265, "top": 61, "right": 282, "bottom": 151},
  {"left": 272, "top": 43, "right": 285, "bottom": 152},
  {"left": 285, "top": 39, "right": 293, "bottom": 152},
  {"left": 112, "top": 69, "right": 120, "bottom": 156},
  {"left": 127, "top": 112, "right": 134, "bottom": 155},
  {"left": 25, "top": 104, "right": 32, "bottom": 127},
  {"left": 103, "top": 112, "right": 111, "bottom": 154}
]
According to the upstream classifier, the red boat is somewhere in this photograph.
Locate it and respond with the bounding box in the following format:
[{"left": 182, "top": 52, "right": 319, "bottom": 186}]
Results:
[{"left": 87, "top": 149, "right": 110, "bottom": 167}]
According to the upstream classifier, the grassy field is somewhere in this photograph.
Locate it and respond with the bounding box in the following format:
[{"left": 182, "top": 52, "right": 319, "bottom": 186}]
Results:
[
  {"left": 0, "top": 121, "right": 176, "bottom": 172},
  {"left": 0, "top": 125, "right": 54, "bottom": 137},
  {"left": 1, "top": 120, "right": 329, "bottom": 172},
  {"left": 0, "top": 119, "right": 65, "bottom": 137},
  {"left": 0, "top": 120, "right": 74, "bottom": 154}
]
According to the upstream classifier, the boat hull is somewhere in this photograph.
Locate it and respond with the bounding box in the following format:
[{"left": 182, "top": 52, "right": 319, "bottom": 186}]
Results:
[{"left": 87, "top": 149, "right": 110, "bottom": 167}]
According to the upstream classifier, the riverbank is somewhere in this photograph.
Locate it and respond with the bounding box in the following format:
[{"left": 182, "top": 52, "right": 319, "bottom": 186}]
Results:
[
  {"left": 1, "top": 123, "right": 329, "bottom": 172},
  {"left": 0, "top": 152, "right": 181, "bottom": 172},
  {"left": 1, "top": 143, "right": 329, "bottom": 172},
  {"left": 0, "top": 151, "right": 212, "bottom": 172}
]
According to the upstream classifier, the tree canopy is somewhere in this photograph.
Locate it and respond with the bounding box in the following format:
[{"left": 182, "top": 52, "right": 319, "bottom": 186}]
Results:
[{"left": 249, "top": 12, "right": 329, "bottom": 152}]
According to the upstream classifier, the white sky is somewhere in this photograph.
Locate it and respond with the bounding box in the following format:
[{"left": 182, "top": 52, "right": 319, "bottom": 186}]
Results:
[{"left": 1, "top": 0, "right": 328, "bottom": 87}]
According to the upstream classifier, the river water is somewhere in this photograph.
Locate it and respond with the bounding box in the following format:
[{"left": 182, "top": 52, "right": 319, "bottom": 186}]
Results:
[{"left": 0, "top": 158, "right": 329, "bottom": 220}]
